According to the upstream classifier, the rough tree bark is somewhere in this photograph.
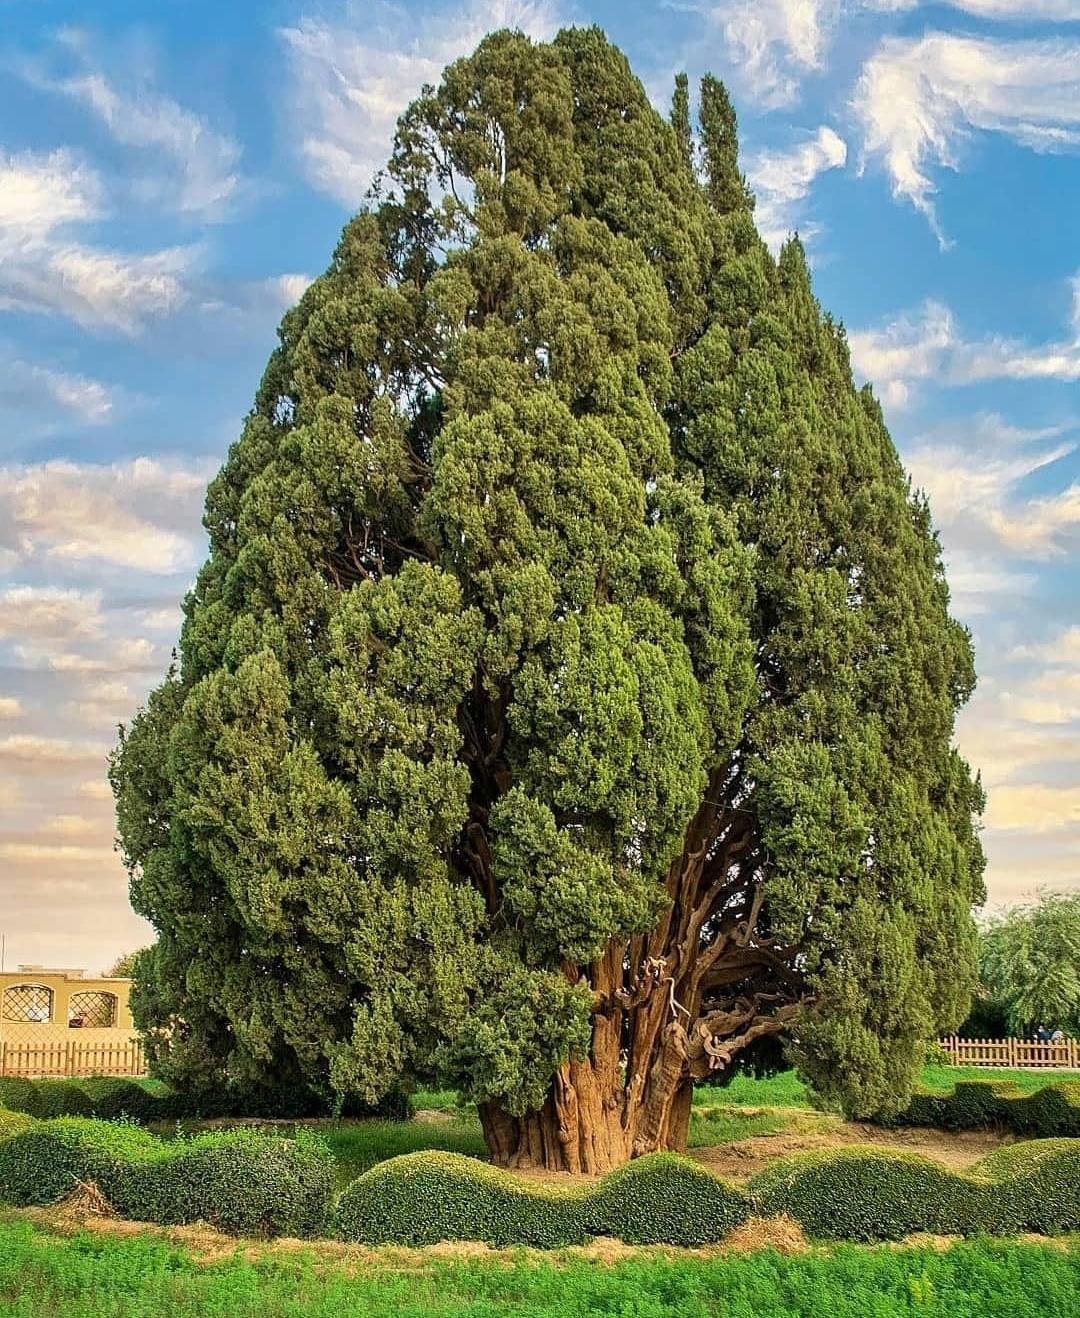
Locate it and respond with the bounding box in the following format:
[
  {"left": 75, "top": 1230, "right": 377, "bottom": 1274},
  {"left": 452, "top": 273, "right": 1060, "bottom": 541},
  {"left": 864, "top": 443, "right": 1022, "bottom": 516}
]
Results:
[{"left": 474, "top": 772, "right": 809, "bottom": 1174}]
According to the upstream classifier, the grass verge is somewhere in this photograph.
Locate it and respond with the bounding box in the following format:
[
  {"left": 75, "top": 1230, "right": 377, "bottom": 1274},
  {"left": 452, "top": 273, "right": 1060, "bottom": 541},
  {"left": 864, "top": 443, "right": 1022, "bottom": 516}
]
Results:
[{"left": 0, "top": 1218, "right": 1076, "bottom": 1317}]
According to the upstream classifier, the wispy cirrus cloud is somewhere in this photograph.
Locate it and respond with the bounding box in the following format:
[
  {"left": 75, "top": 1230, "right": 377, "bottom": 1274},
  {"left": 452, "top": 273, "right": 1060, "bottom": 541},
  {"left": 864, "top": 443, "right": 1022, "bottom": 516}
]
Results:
[
  {"left": 15, "top": 28, "right": 246, "bottom": 221},
  {"left": 746, "top": 125, "right": 847, "bottom": 251},
  {"left": 849, "top": 271, "right": 1080, "bottom": 408},
  {"left": 0, "top": 351, "right": 116, "bottom": 425},
  {"left": 279, "top": 0, "right": 567, "bottom": 208},
  {"left": 853, "top": 33, "right": 1080, "bottom": 243},
  {"left": 0, "top": 148, "right": 194, "bottom": 333}
]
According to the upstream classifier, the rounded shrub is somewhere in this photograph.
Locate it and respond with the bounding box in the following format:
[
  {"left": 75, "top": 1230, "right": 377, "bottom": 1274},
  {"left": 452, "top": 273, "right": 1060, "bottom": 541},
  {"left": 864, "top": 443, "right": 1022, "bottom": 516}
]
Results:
[
  {"left": 33, "top": 1080, "right": 95, "bottom": 1119},
  {"left": 113, "top": 1128, "right": 336, "bottom": 1237},
  {"left": 891, "top": 1078, "right": 1080, "bottom": 1137},
  {"left": 749, "top": 1146, "right": 976, "bottom": 1241},
  {"left": 0, "top": 1077, "right": 42, "bottom": 1117},
  {"left": 584, "top": 1152, "right": 749, "bottom": 1246},
  {"left": 973, "top": 1139, "right": 1080, "bottom": 1235},
  {"left": 77, "top": 1078, "right": 159, "bottom": 1123},
  {"left": 0, "top": 1118, "right": 158, "bottom": 1206},
  {"left": 335, "top": 1151, "right": 587, "bottom": 1247}
]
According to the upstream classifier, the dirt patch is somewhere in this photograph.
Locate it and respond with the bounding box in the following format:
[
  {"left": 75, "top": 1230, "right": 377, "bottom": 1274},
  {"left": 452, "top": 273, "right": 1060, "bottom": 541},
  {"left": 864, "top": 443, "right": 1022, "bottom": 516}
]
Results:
[
  {"left": 722, "top": 1214, "right": 809, "bottom": 1255},
  {"left": 413, "top": 1109, "right": 457, "bottom": 1125},
  {"left": 690, "top": 1120, "right": 1015, "bottom": 1180}
]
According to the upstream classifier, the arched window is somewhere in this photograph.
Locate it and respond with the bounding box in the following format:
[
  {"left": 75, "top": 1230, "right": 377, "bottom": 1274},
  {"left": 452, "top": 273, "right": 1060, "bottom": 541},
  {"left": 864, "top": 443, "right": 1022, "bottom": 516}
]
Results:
[
  {"left": 2, "top": 983, "right": 53, "bottom": 1024},
  {"left": 67, "top": 991, "right": 118, "bottom": 1029}
]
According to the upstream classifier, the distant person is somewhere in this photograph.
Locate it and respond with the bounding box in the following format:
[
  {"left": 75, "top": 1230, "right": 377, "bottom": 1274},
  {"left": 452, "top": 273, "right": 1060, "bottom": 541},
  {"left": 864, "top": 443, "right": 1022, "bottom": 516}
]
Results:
[
  {"left": 1051, "top": 1029, "right": 1066, "bottom": 1043},
  {"left": 1036, "top": 1024, "right": 1052, "bottom": 1043}
]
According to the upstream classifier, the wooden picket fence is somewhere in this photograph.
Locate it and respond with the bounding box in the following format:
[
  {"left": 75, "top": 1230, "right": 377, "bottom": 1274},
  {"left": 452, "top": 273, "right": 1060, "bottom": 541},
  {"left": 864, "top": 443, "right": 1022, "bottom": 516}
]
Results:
[
  {"left": 0, "top": 1037, "right": 146, "bottom": 1079},
  {"left": 940, "top": 1035, "right": 1080, "bottom": 1070}
]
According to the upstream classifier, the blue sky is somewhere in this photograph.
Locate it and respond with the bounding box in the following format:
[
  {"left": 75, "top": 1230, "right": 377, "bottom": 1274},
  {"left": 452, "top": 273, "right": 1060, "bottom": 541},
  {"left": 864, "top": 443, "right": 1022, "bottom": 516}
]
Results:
[{"left": 0, "top": 0, "right": 1077, "bottom": 972}]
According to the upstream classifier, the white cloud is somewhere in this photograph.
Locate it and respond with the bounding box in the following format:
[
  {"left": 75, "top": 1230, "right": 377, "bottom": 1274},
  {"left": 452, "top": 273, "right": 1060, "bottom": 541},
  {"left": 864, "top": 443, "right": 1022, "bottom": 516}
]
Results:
[
  {"left": 0, "top": 587, "right": 103, "bottom": 643},
  {"left": 0, "top": 148, "right": 103, "bottom": 235},
  {"left": 849, "top": 273, "right": 1080, "bottom": 407},
  {"left": 854, "top": 33, "right": 1080, "bottom": 242},
  {"left": 280, "top": 0, "right": 566, "bottom": 207},
  {"left": 904, "top": 422, "right": 1078, "bottom": 564},
  {"left": 747, "top": 125, "right": 847, "bottom": 251},
  {"left": 273, "top": 273, "right": 314, "bottom": 308},
  {"left": 1016, "top": 627, "right": 1080, "bottom": 666},
  {"left": 0, "top": 353, "right": 115, "bottom": 425},
  {"left": 986, "top": 784, "right": 1080, "bottom": 832},
  {"left": 0, "top": 149, "right": 194, "bottom": 333},
  {"left": 14, "top": 27, "right": 245, "bottom": 221},
  {"left": 0, "top": 697, "right": 22, "bottom": 720},
  {"left": 692, "top": 0, "right": 832, "bottom": 108},
  {"left": 0, "top": 457, "right": 211, "bottom": 574},
  {"left": 0, "top": 734, "right": 105, "bottom": 765}
]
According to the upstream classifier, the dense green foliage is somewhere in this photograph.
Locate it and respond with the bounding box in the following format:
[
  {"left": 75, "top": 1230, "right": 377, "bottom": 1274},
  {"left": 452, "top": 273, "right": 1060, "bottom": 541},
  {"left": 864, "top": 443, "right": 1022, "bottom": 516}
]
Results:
[
  {"left": 0, "top": 1117, "right": 334, "bottom": 1237},
  {"left": 335, "top": 1149, "right": 749, "bottom": 1247},
  {"left": 111, "top": 24, "right": 984, "bottom": 1145},
  {"left": 751, "top": 1140, "right": 1080, "bottom": 1241},
  {"left": 335, "top": 1142, "right": 1080, "bottom": 1246},
  {"left": 980, "top": 893, "right": 1080, "bottom": 1035},
  {"left": 890, "top": 1078, "right": 1080, "bottom": 1137},
  {"left": 1, "top": 1225, "right": 1076, "bottom": 1318},
  {"left": 0, "top": 1074, "right": 407, "bottom": 1124}
]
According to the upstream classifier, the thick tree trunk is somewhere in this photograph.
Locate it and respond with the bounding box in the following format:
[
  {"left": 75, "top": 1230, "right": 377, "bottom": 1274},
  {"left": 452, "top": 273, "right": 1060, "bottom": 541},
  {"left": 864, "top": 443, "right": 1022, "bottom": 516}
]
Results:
[{"left": 479, "top": 951, "right": 698, "bottom": 1174}]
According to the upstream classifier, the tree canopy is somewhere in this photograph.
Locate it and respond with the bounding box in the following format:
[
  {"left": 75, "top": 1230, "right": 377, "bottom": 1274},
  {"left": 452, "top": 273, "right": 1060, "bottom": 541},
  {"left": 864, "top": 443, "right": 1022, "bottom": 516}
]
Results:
[
  {"left": 111, "top": 27, "right": 985, "bottom": 1172},
  {"left": 979, "top": 893, "right": 1080, "bottom": 1036}
]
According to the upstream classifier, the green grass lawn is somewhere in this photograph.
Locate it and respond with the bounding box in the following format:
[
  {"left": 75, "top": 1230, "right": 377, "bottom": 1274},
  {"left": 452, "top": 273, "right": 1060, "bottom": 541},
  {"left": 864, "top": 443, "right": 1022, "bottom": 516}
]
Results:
[
  {"left": 0, "top": 1219, "right": 1075, "bottom": 1317},
  {"left": 308, "top": 1063, "right": 1080, "bottom": 1186},
  {"left": 694, "top": 1064, "right": 1080, "bottom": 1111}
]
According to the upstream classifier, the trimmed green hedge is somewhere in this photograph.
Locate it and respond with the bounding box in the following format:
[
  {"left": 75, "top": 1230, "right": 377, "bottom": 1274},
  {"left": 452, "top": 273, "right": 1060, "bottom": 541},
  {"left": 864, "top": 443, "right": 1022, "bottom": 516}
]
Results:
[
  {"left": 0, "top": 1075, "right": 410, "bottom": 1125},
  {"left": 889, "top": 1079, "right": 1080, "bottom": 1137},
  {"left": 336, "top": 1141, "right": 1080, "bottom": 1247},
  {"left": 751, "top": 1140, "right": 1080, "bottom": 1241},
  {"left": 583, "top": 1153, "right": 749, "bottom": 1246},
  {"left": 3, "top": 1107, "right": 1079, "bottom": 1247},
  {"left": 0, "top": 1117, "right": 334, "bottom": 1237}
]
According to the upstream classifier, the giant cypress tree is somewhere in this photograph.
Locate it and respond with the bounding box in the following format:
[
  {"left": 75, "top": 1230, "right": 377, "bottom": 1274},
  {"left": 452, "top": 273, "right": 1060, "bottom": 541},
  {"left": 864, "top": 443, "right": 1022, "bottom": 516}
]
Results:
[{"left": 112, "top": 29, "right": 985, "bottom": 1172}]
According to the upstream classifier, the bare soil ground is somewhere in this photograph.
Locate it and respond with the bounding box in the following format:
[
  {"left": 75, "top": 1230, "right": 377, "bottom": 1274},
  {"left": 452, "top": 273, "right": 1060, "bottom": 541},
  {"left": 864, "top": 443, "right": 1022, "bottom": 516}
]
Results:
[{"left": 689, "top": 1114, "right": 1013, "bottom": 1180}]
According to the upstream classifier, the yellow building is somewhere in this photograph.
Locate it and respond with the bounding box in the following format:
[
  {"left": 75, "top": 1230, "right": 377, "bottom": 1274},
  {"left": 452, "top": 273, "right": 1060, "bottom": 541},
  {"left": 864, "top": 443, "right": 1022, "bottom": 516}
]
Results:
[{"left": 0, "top": 966, "right": 143, "bottom": 1077}]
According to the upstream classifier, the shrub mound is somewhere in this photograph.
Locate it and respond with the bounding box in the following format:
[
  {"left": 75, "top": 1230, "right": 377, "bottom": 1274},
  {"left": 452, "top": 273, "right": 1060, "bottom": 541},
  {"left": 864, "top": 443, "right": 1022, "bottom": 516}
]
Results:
[
  {"left": 890, "top": 1079, "right": 1080, "bottom": 1137},
  {"left": 0, "top": 1074, "right": 410, "bottom": 1125},
  {"left": 337, "top": 1141, "right": 1080, "bottom": 1247},
  {"left": 749, "top": 1140, "right": 1080, "bottom": 1241},
  {"left": 3, "top": 1106, "right": 1079, "bottom": 1246},
  {"left": 583, "top": 1152, "right": 749, "bottom": 1246},
  {"left": 0, "top": 1116, "right": 334, "bottom": 1237}
]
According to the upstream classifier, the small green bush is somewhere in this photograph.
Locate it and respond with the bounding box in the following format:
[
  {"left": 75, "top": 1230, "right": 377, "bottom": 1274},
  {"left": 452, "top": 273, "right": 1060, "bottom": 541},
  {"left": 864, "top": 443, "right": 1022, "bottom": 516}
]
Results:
[
  {"left": 76, "top": 1078, "right": 159, "bottom": 1123},
  {"left": 975, "top": 1139, "right": 1080, "bottom": 1235},
  {"left": 749, "top": 1146, "right": 974, "bottom": 1241},
  {"left": 335, "top": 1151, "right": 588, "bottom": 1247},
  {"left": 583, "top": 1152, "right": 749, "bottom": 1246},
  {"left": 336, "top": 1152, "right": 752, "bottom": 1248},
  {"left": 890, "top": 1078, "right": 1080, "bottom": 1137},
  {"left": 0, "top": 1117, "right": 334, "bottom": 1237},
  {"left": 0, "top": 1077, "right": 42, "bottom": 1118},
  {"left": 112, "top": 1129, "right": 336, "bottom": 1237},
  {"left": 0, "top": 1118, "right": 158, "bottom": 1206},
  {"left": 33, "top": 1080, "right": 95, "bottom": 1119},
  {"left": 748, "top": 1138, "right": 1080, "bottom": 1241}
]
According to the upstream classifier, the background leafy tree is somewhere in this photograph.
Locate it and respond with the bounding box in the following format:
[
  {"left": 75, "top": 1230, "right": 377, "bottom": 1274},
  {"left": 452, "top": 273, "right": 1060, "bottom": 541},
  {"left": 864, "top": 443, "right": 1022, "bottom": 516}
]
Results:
[
  {"left": 111, "top": 27, "right": 984, "bottom": 1172},
  {"left": 979, "top": 893, "right": 1080, "bottom": 1037},
  {"left": 102, "top": 949, "right": 146, "bottom": 979}
]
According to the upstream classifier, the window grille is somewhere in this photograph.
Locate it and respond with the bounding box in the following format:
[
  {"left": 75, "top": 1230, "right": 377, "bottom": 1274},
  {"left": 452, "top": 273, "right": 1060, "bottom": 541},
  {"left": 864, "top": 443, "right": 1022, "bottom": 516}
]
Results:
[
  {"left": 67, "top": 991, "right": 118, "bottom": 1029},
  {"left": 2, "top": 984, "right": 53, "bottom": 1024}
]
